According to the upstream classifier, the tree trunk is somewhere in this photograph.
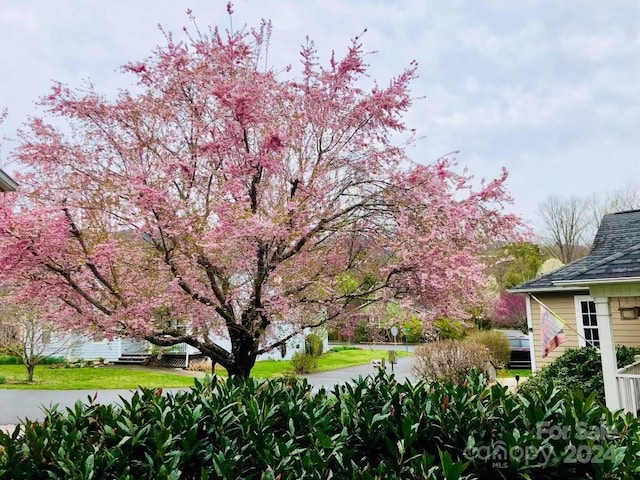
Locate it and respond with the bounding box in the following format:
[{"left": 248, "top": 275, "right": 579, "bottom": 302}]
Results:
[
  {"left": 223, "top": 330, "right": 259, "bottom": 379},
  {"left": 223, "top": 354, "right": 257, "bottom": 378},
  {"left": 26, "top": 362, "right": 35, "bottom": 383},
  {"left": 148, "top": 326, "right": 260, "bottom": 378}
]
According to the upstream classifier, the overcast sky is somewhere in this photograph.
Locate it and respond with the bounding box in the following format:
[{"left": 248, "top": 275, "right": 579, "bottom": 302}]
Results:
[{"left": 1, "top": 1, "right": 639, "bottom": 231}]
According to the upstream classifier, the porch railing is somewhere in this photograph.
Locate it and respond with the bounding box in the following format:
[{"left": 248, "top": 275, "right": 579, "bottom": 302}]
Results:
[
  {"left": 163, "top": 343, "right": 187, "bottom": 354},
  {"left": 616, "top": 360, "right": 640, "bottom": 415},
  {"left": 162, "top": 343, "right": 201, "bottom": 355}
]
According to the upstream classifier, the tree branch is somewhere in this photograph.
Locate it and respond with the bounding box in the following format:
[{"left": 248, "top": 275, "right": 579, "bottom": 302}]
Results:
[
  {"left": 63, "top": 207, "right": 124, "bottom": 303},
  {"left": 44, "top": 264, "right": 113, "bottom": 316}
]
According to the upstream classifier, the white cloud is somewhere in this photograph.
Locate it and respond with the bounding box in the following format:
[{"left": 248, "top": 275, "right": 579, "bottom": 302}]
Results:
[
  {"left": 0, "top": 6, "right": 38, "bottom": 33},
  {"left": 429, "top": 85, "right": 592, "bottom": 130},
  {"left": 0, "top": 0, "right": 638, "bottom": 231}
]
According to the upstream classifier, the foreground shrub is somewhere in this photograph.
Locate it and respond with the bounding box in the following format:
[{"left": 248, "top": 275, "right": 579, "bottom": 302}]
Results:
[
  {"left": 521, "top": 346, "right": 640, "bottom": 404},
  {"left": 0, "top": 375, "right": 4, "bottom": 384},
  {"left": 412, "top": 340, "right": 490, "bottom": 383},
  {"left": 466, "top": 330, "right": 510, "bottom": 367},
  {"left": 2, "top": 372, "right": 640, "bottom": 479}
]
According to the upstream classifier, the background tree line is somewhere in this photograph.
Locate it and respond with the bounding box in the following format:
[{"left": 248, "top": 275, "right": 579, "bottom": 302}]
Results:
[{"left": 537, "top": 187, "right": 640, "bottom": 263}]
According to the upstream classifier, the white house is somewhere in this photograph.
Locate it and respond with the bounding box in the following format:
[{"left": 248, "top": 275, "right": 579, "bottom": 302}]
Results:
[
  {"left": 42, "top": 324, "right": 310, "bottom": 367},
  {"left": 510, "top": 209, "right": 640, "bottom": 415}
]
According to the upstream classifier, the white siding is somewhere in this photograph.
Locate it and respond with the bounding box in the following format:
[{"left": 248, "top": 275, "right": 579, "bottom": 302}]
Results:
[
  {"left": 72, "top": 336, "right": 123, "bottom": 362},
  {"left": 41, "top": 334, "right": 136, "bottom": 362},
  {"left": 42, "top": 326, "right": 310, "bottom": 363},
  {"left": 611, "top": 296, "right": 640, "bottom": 347},
  {"left": 39, "top": 332, "right": 79, "bottom": 360},
  {"left": 205, "top": 326, "right": 305, "bottom": 361}
]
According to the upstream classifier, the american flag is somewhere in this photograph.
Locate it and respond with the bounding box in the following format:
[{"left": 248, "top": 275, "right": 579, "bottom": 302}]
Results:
[{"left": 541, "top": 304, "right": 567, "bottom": 358}]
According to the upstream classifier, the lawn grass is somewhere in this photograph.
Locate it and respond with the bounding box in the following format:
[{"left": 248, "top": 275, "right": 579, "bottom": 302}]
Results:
[
  {"left": 0, "top": 365, "right": 197, "bottom": 390},
  {"left": 498, "top": 368, "right": 532, "bottom": 378},
  {"left": 246, "top": 349, "right": 411, "bottom": 378},
  {"left": 0, "top": 349, "right": 412, "bottom": 389}
]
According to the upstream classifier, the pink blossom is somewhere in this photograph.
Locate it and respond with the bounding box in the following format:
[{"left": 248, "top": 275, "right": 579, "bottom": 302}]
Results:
[{"left": 0, "top": 15, "right": 523, "bottom": 376}]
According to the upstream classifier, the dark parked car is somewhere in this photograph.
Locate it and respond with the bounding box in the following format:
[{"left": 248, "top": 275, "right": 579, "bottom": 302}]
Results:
[{"left": 508, "top": 336, "right": 531, "bottom": 369}]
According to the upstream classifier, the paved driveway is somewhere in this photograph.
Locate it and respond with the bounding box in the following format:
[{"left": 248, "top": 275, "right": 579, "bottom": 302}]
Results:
[
  {"left": 0, "top": 389, "right": 146, "bottom": 425},
  {"left": 0, "top": 355, "right": 417, "bottom": 426},
  {"left": 303, "top": 354, "right": 416, "bottom": 389}
]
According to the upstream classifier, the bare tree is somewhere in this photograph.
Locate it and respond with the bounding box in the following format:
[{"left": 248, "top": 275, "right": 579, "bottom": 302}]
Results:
[
  {"left": 537, "top": 196, "right": 589, "bottom": 263},
  {"left": 586, "top": 187, "right": 640, "bottom": 238},
  {"left": 0, "top": 297, "right": 71, "bottom": 382},
  {"left": 538, "top": 188, "right": 640, "bottom": 262}
]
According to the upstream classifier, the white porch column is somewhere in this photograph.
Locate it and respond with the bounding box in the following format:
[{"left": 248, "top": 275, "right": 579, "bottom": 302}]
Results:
[
  {"left": 594, "top": 296, "right": 620, "bottom": 410},
  {"left": 525, "top": 295, "right": 537, "bottom": 372}
]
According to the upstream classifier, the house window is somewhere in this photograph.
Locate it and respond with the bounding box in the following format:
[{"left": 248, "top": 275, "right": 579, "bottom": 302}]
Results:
[{"left": 575, "top": 296, "right": 599, "bottom": 347}]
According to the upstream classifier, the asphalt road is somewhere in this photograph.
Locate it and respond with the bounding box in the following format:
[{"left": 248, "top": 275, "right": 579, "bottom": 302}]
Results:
[
  {"left": 0, "top": 388, "right": 147, "bottom": 425},
  {"left": 302, "top": 353, "right": 416, "bottom": 389},
  {"left": 0, "top": 354, "right": 417, "bottom": 425}
]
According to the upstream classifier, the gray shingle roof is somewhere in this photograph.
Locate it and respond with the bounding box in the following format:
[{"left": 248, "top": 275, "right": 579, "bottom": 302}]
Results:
[{"left": 510, "top": 209, "right": 640, "bottom": 292}]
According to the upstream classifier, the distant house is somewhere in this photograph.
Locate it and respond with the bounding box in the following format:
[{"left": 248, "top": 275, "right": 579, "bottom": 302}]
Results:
[
  {"left": 510, "top": 209, "right": 640, "bottom": 414},
  {"left": 41, "top": 325, "right": 307, "bottom": 367},
  {"left": 41, "top": 333, "right": 153, "bottom": 364},
  {"left": 0, "top": 168, "right": 17, "bottom": 192}
]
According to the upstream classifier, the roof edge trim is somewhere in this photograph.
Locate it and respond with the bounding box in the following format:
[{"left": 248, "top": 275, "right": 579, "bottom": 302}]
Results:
[
  {"left": 507, "top": 286, "right": 590, "bottom": 294},
  {"left": 554, "top": 277, "right": 640, "bottom": 287}
]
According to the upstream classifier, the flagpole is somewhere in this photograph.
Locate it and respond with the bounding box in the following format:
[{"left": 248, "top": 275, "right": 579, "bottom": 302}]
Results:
[{"left": 529, "top": 294, "right": 589, "bottom": 344}]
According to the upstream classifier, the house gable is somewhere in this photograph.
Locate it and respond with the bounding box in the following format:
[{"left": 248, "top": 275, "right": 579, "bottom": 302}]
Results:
[
  {"left": 511, "top": 210, "right": 640, "bottom": 371},
  {"left": 510, "top": 209, "right": 640, "bottom": 294}
]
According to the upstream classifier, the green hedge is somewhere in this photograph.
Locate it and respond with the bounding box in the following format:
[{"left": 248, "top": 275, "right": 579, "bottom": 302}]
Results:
[
  {"left": 40, "top": 356, "right": 66, "bottom": 365},
  {"left": 0, "top": 355, "right": 21, "bottom": 365},
  {"left": 2, "top": 373, "right": 640, "bottom": 479},
  {"left": 290, "top": 350, "right": 317, "bottom": 373},
  {"left": 0, "top": 355, "right": 65, "bottom": 365},
  {"left": 329, "top": 346, "right": 361, "bottom": 352},
  {"left": 521, "top": 346, "right": 640, "bottom": 404}
]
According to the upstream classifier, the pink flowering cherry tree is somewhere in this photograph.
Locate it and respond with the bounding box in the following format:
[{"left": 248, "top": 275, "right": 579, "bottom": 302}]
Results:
[
  {"left": 0, "top": 17, "right": 521, "bottom": 377},
  {"left": 493, "top": 291, "right": 528, "bottom": 334}
]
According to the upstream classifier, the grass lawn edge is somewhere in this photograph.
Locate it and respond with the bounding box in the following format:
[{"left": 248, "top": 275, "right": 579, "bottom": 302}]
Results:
[{"left": 0, "top": 349, "right": 413, "bottom": 390}]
